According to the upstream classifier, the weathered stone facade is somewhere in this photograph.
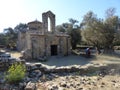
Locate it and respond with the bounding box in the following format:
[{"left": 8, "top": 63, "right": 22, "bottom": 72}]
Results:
[{"left": 17, "top": 11, "right": 71, "bottom": 59}]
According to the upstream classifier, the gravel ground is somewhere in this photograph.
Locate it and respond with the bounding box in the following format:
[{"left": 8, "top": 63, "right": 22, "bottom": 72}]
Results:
[{"left": 37, "top": 75, "right": 120, "bottom": 90}]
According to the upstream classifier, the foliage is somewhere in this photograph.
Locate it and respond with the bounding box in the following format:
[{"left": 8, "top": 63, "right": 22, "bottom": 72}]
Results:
[
  {"left": 56, "top": 18, "right": 81, "bottom": 49},
  {"left": 14, "top": 23, "right": 28, "bottom": 33},
  {"left": 81, "top": 11, "right": 103, "bottom": 47},
  {"left": 69, "top": 28, "right": 81, "bottom": 49},
  {"left": 0, "top": 23, "right": 27, "bottom": 49},
  {"left": 81, "top": 8, "right": 120, "bottom": 53},
  {"left": 105, "top": 7, "right": 116, "bottom": 18},
  {"left": 55, "top": 25, "right": 66, "bottom": 33},
  {"left": 3, "top": 27, "right": 17, "bottom": 49},
  {"left": 5, "top": 62, "right": 26, "bottom": 84},
  {"left": 113, "top": 30, "right": 120, "bottom": 45},
  {"left": 0, "top": 33, "right": 8, "bottom": 45}
]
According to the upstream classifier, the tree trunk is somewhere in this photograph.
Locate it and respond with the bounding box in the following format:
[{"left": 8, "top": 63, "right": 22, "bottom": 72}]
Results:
[
  {"left": 96, "top": 47, "right": 101, "bottom": 55},
  {"left": 72, "top": 43, "right": 76, "bottom": 50}
]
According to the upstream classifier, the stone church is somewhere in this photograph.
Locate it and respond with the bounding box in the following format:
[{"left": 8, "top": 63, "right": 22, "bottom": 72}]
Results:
[{"left": 17, "top": 11, "right": 71, "bottom": 59}]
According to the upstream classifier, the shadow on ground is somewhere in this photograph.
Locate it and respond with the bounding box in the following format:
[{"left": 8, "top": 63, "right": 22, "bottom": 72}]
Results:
[{"left": 41, "top": 55, "right": 96, "bottom": 67}]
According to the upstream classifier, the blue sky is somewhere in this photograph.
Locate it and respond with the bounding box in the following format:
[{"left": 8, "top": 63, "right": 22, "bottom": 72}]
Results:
[{"left": 0, "top": 0, "right": 120, "bottom": 32}]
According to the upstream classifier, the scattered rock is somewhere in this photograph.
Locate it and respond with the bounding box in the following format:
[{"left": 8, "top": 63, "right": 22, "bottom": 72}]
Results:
[
  {"left": 60, "top": 82, "right": 67, "bottom": 87},
  {"left": 112, "top": 80, "right": 116, "bottom": 83},
  {"left": 101, "top": 82, "right": 105, "bottom": 85},
  {"left": 0, "top": 78, "right": 5, "bottom": 84},
  {"left": 19, "top": 82, "right": 25, "bottom": 89},
  {"left": 25, "top": 81, "right": 36, "bottom": 90},
  {"left": 0, "top": 62, "right": 120, "bottom": 90},
  {"left": 78, "top": 87, "right": 83, "bottom": 90}
]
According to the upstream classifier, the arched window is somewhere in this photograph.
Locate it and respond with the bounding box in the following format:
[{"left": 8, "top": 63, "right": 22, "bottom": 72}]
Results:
[
  {"left": 48, "top": 17, "right": 51, "bottom": 32},
  {"left": 42, "top": 11, "right": 55, "bottom": 33}
]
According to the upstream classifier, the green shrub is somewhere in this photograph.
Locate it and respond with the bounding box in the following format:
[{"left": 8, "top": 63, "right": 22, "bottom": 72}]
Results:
[{"left": 5, "top": 62, "right": 26, "bottom": 84}]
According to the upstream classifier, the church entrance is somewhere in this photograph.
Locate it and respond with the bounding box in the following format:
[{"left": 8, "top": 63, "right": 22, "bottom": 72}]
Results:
[{"left": 51, "top": 45, "right": 57, "bottom": 56}]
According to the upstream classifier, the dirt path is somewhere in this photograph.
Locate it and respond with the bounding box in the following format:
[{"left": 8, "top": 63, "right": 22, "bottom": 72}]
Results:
[
  {"left": 7, "top": 50, "right": 120, "bottom": 68},
  {"left": 9, "top": 51, "right": 120, "bottom": 67},
  {"left": 10, "top": 51, "right": 22, "bottom": 59}
]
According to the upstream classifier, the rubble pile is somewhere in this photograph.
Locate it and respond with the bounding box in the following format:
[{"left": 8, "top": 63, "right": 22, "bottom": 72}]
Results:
[{"left": 0, "top": 61, "right": 120, "bottom": 90}]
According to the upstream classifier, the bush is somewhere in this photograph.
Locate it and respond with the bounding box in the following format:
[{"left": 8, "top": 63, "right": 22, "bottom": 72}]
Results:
[{"left": 5, "top": 62, "right": 26, "bottom": 84}]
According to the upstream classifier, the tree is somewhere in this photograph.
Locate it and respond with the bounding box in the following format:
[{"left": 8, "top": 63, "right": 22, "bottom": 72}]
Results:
[
  {"left": 113, "top": 18, "right": 120, "bottom": 45},
  {"left": 56, "top": 18, "right": 81, "bottom": 49},
  {"left": 81, "top": 11, "right": 103, "bottom": 54},
  {"left": 103, "top": 8, "right": 119, "bottom": 53},
  {"left": 113, "top": 30, "right": 120, "bottom": 45},
  {"left": 81, "top": 9, "right": 119, "bottom": 54},
  {"left": 69, "top": 28, "right": 81, "bottom": 49},
  {"left": 55, "top": 25, "right": 66, "bottom": 33},
  {"left": 0, "top": 33, "right": 8, "bottom": 45},
  {"left": 2, "top": 23, "right": 28, "bottom": 49},
  {"left": 4, "top": 27, "right": 17, "bottom": 49},
  {"left": 14, "top": 23, "right": 28, "bottom": 33},
  {"left": 66, "top": 19, "right": 81, "bottom": 49},
  {"left": 105, "top": 7, "right": 116, "bottom": 18}
]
